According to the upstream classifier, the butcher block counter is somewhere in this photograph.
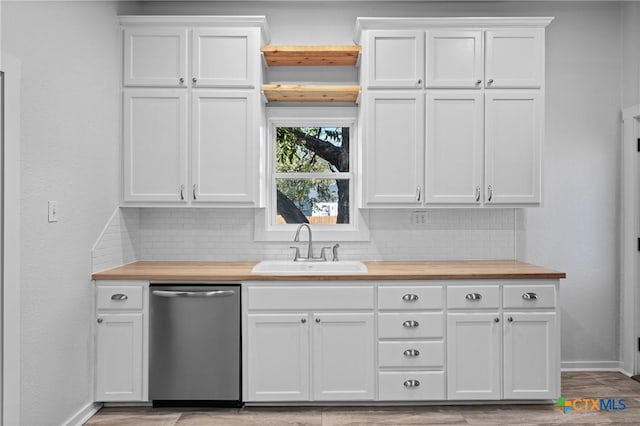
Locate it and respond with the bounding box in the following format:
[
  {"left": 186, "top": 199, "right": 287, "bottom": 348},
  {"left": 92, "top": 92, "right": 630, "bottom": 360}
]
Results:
[{"left": 91, "top": 260, "right": 565, "bottom": 281}]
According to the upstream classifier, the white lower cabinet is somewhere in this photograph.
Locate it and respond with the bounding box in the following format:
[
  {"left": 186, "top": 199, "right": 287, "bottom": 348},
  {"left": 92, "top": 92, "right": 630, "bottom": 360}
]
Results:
[
  {"left": 312, "top": 313, "right": 375, "bottom": 401},
  {"left": 503, "top": 312, "right": 557, "bottom": 399},
  {"left": 95, "top": 281, "right": 148, "bottom": 402},
  {"left": 446, "top": 283, "right": 559, "bottom": 401},
  {"left": 246, "top": 313, "right": 310, "bottom": 401},
  {"left": 446, "top": 312, "right": 501, "bottom": 400},
  {"left": 245, "top": 285, "right": 375, "bottom": 402}
]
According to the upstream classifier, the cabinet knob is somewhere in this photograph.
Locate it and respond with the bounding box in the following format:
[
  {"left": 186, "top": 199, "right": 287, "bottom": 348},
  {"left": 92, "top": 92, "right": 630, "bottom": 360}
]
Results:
[
  {"left": 475, "top": 186, "right": 481, "bottom": 202},
  {"left": 301, "top": 318, "right": 306, "bottom": 323},
  {"left": 403, "top": 379, "right": 420, "bottom": 388},
  {"left": 475, "top": 79, "right": 482, "bottom": 86},
  {"left": 487, "top": 78, "right": 494, "bottom": 85},
  {"left": 417, "top": 79, "right": 422, "bottom": 86},
  {"left": 494, "top": 317, "right": 500, "bottom": 323},
  {"left": 192, "top": 77, "right": 197, "bottom": 84},
  {"left": 403, "top": 349, "right": 420, "bottom": 357},
  {"left": 402, "top": 294, "right": 419, "bottom": 302},
  {"left": 97, "top": 318, "right": 103, "bottom": 324},
  {"left": 522, "top": 292, "right": 538, "bottom": 301},
  {"left": 179, "top": 77, "right": 184, "bottom": 84},
  {"left": 402, "top": 320, "right": 419, "bottom": 328},
  {"left": 487, "top": 185, "right": 493, "bottom": 202},
  {"left": 508, "top": 317, "right": 514, "bottom": 322},
  {"left": 465, "top": 293, "right": 482, "bottom": 301},
  {"left": 415, "top": 186, "right": 421, "bottom": 202},
  {"left": 180, "top": 184, "right": 185, "bottom": 201},
  {"left": 315, "top": 318, "right": 321, "bottom": 323},
  {"left": 193, "top": 184, "right": 197, "bottom": 201}
]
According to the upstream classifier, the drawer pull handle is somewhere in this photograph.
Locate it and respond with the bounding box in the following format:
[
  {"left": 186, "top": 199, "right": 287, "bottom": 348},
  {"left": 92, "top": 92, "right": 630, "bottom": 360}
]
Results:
[
  {"left": 402, "top": 320, "right": 419, "bottom": 328},
  {"left": 403, "top": 349, "right": 420, "bottom": 357},
  {"left": 402, "top": 294, "right": 419, "bottom": 302},
  {"left": 111, "top": 294, "right": 128, "bottom": 301},
  {"left": 404, "top": 379, "right": 420, "bottom": 388},
  {"left": 522, "top": 292, "right": 538, "bottom": 300},
  {"left": 465, "top": 293, "right": 482, "bottom": 301}
]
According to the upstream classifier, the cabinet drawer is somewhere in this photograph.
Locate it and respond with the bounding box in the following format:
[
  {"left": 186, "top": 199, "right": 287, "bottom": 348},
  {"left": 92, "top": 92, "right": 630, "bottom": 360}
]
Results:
[
  {"left": 378, "top": 341, "right": 443, "bottom": 368},
  {"left": 447, "top": 285, "right": 499, "bottom": 309},
  {"left": 247, "top": 286, "right": 374, "bottom": 310},
  {"left": 378, "top": 371, "right": 445, "bottom": 401},
  {"left": 378, "top": 313, "right": 443, "bottom": 339},
  {"left": 378, "top": 286, "right": 443, "bottom": 310},
  {"left": 503, "top": 284, "right": 556, "bottom": 309},
  {"left": 96, "top": 285, "right": 144, "bottom": 310}
]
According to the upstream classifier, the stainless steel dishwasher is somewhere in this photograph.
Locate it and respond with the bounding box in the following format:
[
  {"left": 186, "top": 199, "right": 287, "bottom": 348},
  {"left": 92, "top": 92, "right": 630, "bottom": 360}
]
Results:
[{"left": 150, "top": 284, "right": 241, "bottom": 406}]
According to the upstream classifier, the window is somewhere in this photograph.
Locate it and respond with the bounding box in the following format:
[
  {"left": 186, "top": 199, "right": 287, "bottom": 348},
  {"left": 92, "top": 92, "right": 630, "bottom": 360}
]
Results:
[{"left": 255, "top": 107, "right": 369, "bottom": 241}]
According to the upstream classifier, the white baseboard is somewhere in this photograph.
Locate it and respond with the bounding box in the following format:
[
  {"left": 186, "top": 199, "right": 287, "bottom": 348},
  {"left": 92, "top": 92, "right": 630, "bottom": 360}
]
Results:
[
  {"left": 63, "top": 402, "right": 102, "bottom": 426},
  {"left": 561, "top": 360, "right": 623, "bottom": 371}
]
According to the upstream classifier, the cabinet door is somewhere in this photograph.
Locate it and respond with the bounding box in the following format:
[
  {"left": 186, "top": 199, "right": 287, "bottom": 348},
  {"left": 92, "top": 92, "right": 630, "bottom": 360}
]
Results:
[
  {"left": 191, "top": 90, "right": 256, "bottom": 204},
  {"left": 312, "top": 313, "right": 374, "bottom": 401},
  {"left": 503, "top": 312, "right": 558, "bottom": 399},
  {"left": 123, "top": 28, "right": 187, "bottom": 87},
  {"left": 426, "top": 30, "right": 483, "bottom": 88},
  {"left": 191, "top": 28, "right": 258, "bottom": 88},
  {"left": 246, "top": 313, "right": 310, "bottom": 401},
  {"left": 485, "top": 29, "right": 544, "bottom": 89},
  {"left": 365, "top": 30, "right": 424, "bottom": 89},
  {"left": 485, "top": 91, "right": 542, "bottom": 205},
  {"left": 96, "top": 313, "right": 144, "bottom": 401},
  {"left": 425, "top": 91, "right": 484, "bottom": 204},
  {"left": 364, "top": 92, "right": 424, "bottom": 205},
  {"left": 447, "top": 313, "right": 501, "bottom": 400},
  {"left": 123, "top": 90, "right": 188, "bottom": 203}
]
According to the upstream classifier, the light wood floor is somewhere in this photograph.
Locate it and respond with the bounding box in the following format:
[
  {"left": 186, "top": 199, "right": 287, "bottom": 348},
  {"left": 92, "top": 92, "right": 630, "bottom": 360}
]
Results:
[{"left": 85, "top": 372, "right": 640, "bottom": 425}]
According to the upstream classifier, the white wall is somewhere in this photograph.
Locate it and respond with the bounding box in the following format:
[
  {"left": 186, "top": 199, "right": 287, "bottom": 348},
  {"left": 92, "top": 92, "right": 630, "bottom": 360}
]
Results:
[
  {"left": 622, "top": 2, "right": 640, "bottom": 109},
  {"left": 1, "top": 1, "right": 121, "bottom": 424},
  {"left": 138, "top": 1, "right": 626, "bottom": 368}
]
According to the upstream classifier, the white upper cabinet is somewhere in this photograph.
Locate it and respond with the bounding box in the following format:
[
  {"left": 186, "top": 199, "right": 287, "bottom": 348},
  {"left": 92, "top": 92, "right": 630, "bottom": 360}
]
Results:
[
  {"left": 191, "top": 28, "right": 259, "bottom": 88},
  {"left": 364, "top": 91, "right": 424, "bottom": 205},
  {"left": 123, "top": 28, "right": 188, "bottom": 87},
  {"left": 485, "top": 91, "right": 542, "bottom": 205},
  {"left": 485, "top": 29, "right": 544, "bottom": 89},
  {"left": 426, "top": 30, "right": 483, "bottom": 89},
  {"left": 123, "top": 90, "right": 188, "bottom": 203},
  {"left": 120, "top": 16, "right": 268, "bottom": 206},
  {"left": 365, "top": 30, "right": 425, "bottom": 89},
  {"left": 191, "top": 90, "right": 256, "bottom": 203},
  {"left": 425, "top": 91, "right": 484, "bottom": 205}
]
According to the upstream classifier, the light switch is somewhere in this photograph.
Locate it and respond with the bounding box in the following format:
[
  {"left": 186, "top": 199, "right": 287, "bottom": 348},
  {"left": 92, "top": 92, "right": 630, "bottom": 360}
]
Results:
[
  {"left": 411, "top": 211, "right": 426, "bottom": 226},
  {"left": 48, "top": 201, "right": 58, "bottom": 223}
]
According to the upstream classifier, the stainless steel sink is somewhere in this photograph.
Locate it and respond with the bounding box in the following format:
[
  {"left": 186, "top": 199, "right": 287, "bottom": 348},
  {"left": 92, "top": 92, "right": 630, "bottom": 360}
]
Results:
[{"left": 251, "top": 260, "right": 368, "bottom": 275}]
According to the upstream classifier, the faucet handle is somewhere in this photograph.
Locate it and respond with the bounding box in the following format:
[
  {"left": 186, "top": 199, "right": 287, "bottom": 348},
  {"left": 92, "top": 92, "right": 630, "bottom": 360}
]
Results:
[
  {"left": 289, "top": 246, "right": 301, "bottom": 261},
  {"left": 319, "top": 246, "right": 333, "bottom": 261}
]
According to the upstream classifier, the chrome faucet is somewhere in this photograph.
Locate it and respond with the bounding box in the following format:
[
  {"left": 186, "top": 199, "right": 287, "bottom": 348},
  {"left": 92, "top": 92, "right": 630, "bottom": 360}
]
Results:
[{"left": 293, "top": 223, "right": 314, "bottom": 260}]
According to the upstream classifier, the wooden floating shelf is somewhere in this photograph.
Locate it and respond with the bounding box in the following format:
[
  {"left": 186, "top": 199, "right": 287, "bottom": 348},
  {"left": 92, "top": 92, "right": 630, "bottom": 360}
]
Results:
[
  {"left": 262, "top": 85, "right": 361, "bottom": 103},
  {"left": 261, "top": 45, "right": 361, "bottom": 66}
]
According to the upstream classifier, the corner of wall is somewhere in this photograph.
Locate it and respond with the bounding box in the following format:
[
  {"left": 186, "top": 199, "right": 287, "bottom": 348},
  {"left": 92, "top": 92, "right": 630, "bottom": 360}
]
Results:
[{"left": 91, "top": 206, "right": 140, "bottom": 273}]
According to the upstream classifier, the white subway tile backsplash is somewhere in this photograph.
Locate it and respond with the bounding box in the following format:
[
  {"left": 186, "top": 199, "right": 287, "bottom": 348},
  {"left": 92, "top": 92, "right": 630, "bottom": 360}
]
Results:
[{"left": 91, "top": 207, "right": 516, "bottom": 269}]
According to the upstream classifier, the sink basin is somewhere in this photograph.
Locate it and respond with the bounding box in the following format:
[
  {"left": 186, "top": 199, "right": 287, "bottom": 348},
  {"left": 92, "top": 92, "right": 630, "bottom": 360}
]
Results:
[{"left": 251, "top": 260, "right": 368, "bottom": 275}]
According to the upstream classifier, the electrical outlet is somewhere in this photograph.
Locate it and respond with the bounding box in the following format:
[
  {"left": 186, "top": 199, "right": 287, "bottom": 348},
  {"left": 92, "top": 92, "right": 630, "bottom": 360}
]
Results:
[
  {"left": 48, "top": 201, "right": 58, "bottom": 223},
  {"left": 411, "top": 211, "right": 426, "bottom": 226}
]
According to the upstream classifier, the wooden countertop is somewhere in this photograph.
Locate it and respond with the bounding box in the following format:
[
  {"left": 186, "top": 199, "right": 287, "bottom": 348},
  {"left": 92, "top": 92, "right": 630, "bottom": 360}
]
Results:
[{"left": 91, "top": 260, "right": 566, "bottom": 281}]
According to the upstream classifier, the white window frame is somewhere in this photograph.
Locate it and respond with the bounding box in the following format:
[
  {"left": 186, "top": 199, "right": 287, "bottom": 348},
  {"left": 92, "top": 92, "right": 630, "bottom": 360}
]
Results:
[{"left": 255, "top": 107, "right": 369, "bottom": 242}]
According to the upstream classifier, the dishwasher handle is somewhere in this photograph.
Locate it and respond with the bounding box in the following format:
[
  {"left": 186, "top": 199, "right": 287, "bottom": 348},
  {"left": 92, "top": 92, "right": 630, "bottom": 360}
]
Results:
[{"left": 152, "top": 290, "right": 236, "bottom": 298}]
